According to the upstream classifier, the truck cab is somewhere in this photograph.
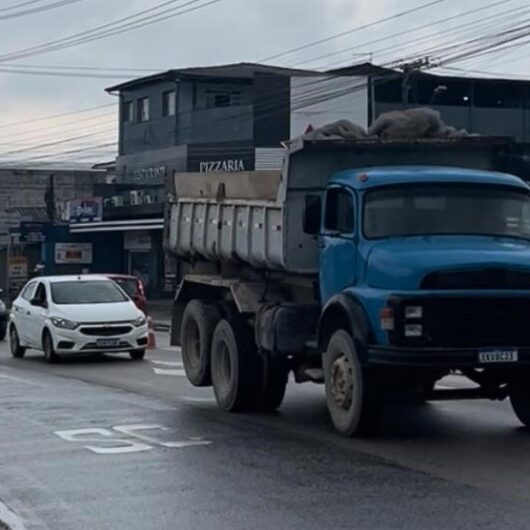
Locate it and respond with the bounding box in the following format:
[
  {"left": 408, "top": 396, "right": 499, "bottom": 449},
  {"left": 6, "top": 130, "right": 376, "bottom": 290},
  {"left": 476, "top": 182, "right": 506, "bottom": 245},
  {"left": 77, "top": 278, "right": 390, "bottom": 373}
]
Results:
[{"left": 311, "top": 166, "right": 530, "bottom": 434}]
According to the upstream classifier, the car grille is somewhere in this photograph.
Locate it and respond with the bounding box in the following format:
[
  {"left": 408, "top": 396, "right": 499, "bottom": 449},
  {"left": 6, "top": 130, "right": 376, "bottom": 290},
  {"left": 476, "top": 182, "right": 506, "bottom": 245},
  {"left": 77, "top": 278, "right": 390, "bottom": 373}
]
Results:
[
  {"left": 389, "top": 297, "right": 530, "bottom": 347},
  {"left": 80, "top": 326, "right": 133, "bottom": 337},
  {"left": 82, "top": 341, "right": 131, "bottom": 350},
  {"left": 421, "top": 269, "right": 530, "bottom": 290}
]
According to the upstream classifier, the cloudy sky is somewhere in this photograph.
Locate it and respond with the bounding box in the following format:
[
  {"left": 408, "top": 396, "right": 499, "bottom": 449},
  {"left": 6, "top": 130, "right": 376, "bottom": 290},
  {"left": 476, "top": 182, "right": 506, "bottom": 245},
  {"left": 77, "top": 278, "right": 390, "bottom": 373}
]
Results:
[{"left": 0, "top": 0, "right": 528, "bottom": 165}]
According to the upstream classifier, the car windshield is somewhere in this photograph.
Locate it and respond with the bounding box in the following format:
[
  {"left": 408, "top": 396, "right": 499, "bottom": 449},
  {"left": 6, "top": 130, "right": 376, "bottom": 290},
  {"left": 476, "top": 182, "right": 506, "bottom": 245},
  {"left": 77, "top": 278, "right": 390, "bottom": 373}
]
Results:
[
  {"left": 364, "top": 184, "right": 530, "bottom": 240},
  {"left": 112, "top": 278, "right": 137, "bottom": 297},
  {"left": 51, "top": 281, "right": 129, "bottom": 305}
]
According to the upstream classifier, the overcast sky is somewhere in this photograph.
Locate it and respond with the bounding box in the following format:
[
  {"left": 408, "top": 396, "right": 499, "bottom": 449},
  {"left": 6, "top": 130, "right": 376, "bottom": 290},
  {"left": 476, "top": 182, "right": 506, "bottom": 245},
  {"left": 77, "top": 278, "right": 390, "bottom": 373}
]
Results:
[{"left": 0, "top": 0, "right": 528, "bottom": 164}]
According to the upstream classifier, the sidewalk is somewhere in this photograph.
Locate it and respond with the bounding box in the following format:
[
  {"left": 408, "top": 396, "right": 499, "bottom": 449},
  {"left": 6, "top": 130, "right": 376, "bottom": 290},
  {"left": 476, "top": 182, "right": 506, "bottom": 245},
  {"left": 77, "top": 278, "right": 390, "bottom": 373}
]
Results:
[{"left": 147, "top": 299, "right": 172, "bottom": 332}]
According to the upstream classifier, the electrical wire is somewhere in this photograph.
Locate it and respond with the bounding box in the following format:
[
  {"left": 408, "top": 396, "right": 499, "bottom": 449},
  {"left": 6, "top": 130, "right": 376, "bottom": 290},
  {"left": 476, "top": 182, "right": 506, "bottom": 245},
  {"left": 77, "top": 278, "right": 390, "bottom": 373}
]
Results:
[{"left": 0, "top": 0, "right": 85, "bottom": 21}]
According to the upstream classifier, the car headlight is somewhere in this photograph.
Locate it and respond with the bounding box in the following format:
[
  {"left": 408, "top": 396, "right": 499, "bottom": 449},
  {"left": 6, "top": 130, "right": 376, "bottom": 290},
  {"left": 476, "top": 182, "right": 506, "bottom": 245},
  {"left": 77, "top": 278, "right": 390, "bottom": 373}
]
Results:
[
  {"left": 51, "top": 317, "right": 78, "bottom": 330},
  {"left": 132, "top": 316, "right": 147, "bottom": 327}
]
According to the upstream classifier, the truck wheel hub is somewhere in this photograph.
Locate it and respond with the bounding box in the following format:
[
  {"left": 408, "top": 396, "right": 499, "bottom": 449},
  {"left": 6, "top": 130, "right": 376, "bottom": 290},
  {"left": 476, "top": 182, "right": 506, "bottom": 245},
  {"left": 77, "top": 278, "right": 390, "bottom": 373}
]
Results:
[{"left": 330, "top": 355, "right": 353, "bottom": 409}]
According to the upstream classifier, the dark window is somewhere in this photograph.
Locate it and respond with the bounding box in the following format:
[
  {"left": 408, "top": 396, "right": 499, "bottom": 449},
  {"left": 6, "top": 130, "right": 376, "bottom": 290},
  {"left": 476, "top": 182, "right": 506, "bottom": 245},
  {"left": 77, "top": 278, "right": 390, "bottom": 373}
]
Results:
[
  {"left": 325, "top": 187, "right": 354, "bottom": 233},
  {"left": 205, "top": 90, "right": 241, "bottom": 109},
  {"left": 474, "top": 82, "right": 523, "bottom": 108},
  {"left": 113, "top": 278, "right": 138, "bottom": 298},
  {"left": 162, "top": 90, "right": 176, "bottom": 117},
  {"left": 137, "top": 97, "right": 150, "bottom": 122},
  {"left": 122, "top": 101, "right": 133, "bottom": 123},
  {"left": 364, "top": 185, "right": 530, "bottom": 240},
  {"left": 416, "top": 78, "right": 471, "bottom": 106},
  {"left": 21, "top": 281, "right": 37, "bottom": 301},
  {"left": 51, "top": 281, "right": 128, "bottom": 305},
  {"left": 374, "top": 77, "right": 402, "bottom": 104},
  {"left": 34, "top": 283, "right": 47, "bottom": 304}
]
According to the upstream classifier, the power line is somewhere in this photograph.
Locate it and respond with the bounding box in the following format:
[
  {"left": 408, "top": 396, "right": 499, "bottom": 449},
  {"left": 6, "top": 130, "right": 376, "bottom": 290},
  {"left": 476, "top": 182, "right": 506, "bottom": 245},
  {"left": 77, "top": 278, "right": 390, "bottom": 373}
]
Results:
[
  {"left": 0, "top": 0, "right": 52, "bottom": 13},
  {"left": 0, "top": 0, "right": 85, "bottom": 21},
  {"left": 259, "top": 0, "right": 452, "bottom": 63},
  {"left": 0, "top": 0, "right": 224, "bottom": 63}
]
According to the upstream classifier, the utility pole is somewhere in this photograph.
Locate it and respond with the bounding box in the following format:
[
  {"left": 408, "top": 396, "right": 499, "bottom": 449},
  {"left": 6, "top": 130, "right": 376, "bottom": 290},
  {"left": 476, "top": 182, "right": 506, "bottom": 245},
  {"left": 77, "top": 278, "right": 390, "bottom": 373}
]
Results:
[{"left": 400, "top": 57, "right": 431, "bottom": 109}]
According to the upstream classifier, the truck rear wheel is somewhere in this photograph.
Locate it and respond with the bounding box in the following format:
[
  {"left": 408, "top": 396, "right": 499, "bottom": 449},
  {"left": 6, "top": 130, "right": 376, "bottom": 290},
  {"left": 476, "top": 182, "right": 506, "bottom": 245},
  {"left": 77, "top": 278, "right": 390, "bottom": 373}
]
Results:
[
  {"left": 324, "top": 330, "right": 369, "bottom": 437},
  {"left": 256, "top": 357, "right": 288, "bottom": 412},
  {"left": 210, "top": 318, "right": 260, "bottom": 412},
  {"left": 181, "top": 300, "right": 222, "bottom": 387},
  {"left": 509, "top": 382, "right": 530, "bottom": 427}
]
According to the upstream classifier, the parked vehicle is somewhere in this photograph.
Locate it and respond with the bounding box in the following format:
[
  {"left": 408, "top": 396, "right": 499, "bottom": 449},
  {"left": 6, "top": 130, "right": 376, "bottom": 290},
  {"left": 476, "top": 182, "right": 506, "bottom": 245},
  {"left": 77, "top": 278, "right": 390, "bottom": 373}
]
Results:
[
  {"left": 0, "top": 289, "right": 7, "bottom": 341},
  {"left": 9, "top": 275, "right": 148, "bottom": 363},
  {"left": 104, "top": 274, "right": 147, "bottom": 312},
  {"left": 167, "top": 136, "right": 530, "bottom": 436}
]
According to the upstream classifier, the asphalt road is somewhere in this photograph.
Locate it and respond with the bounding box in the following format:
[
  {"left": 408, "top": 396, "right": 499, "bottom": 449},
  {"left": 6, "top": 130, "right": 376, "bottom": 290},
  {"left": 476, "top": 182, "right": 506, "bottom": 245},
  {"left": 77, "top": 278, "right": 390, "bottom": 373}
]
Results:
[{"left": 1, "top": 334, "right": 530, "bottom": 529}]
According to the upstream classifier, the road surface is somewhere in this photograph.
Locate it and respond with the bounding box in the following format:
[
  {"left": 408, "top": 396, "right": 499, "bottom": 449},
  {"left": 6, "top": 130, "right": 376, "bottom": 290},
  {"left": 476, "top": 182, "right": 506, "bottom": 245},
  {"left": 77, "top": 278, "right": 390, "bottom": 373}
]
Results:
[{"left": 0, "top": 333, "right": 529, "bottom": 529}]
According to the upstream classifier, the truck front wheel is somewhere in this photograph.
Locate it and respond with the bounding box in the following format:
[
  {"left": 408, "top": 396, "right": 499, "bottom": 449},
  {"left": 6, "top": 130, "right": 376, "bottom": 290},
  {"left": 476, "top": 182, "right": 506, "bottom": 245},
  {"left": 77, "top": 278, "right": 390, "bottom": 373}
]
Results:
[
  {"left": 210, "top": 318, "right": 260, "bottom": 412},
  {"left": 181, "top": 300, "right": 222, "bottom": 387},
  {"left": 509, "top": 381, "right": 530, "bottom": 428},
  {"left": 324, "top": 330, "right": 369, "bottom": 437}
]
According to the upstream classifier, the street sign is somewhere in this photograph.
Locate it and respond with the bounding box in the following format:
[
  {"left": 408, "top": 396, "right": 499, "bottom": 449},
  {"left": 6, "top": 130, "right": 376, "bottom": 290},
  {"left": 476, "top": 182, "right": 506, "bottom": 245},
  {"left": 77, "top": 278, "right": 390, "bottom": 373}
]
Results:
[
  {"left": 68, "top": 197, "right": 103, "bottom": 224},
  {"left": 8, "top": 256, "right": 28, "bottom": 279},
  {"left": 55, "top": 243, "right": 93, "bottom": 264}
]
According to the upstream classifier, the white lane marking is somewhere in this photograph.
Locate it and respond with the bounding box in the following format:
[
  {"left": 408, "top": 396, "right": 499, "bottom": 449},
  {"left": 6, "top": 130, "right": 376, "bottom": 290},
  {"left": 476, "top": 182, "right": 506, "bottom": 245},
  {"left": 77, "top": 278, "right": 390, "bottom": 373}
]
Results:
[
  {"left": 55, "top": 425, "right": 212, "bottom": 455},
  {"left": 150, "top": 360, "right": 183, "bottom": 367},
  {"left": 181, "top": 396, "right": 217, "bottom": 403},
  {"left": 153, "top": 368, "right": 187, "bottom": 376},
  {"left": 0, "top": 373, "right": 39, "bottom": 385},
  {"left": 0, "top": 500, "right": 27, "bottom": 530},
  {"left": 55, "top": 428, "right": 153, "bottom": 455}
]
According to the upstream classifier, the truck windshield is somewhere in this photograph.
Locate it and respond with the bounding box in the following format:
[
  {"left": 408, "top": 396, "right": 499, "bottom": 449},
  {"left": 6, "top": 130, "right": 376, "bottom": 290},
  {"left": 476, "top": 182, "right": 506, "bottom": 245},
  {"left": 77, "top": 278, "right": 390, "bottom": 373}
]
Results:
[{"left": 364, "top": 185, "right": 530, "bottom": 240}]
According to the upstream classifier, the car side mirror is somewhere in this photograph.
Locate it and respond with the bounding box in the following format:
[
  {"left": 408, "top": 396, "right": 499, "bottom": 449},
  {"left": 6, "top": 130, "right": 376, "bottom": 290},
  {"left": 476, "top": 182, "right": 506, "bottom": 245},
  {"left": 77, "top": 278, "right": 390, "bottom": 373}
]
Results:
[{"left": 303, "top": 194, "right": 322, "bottom": 235}]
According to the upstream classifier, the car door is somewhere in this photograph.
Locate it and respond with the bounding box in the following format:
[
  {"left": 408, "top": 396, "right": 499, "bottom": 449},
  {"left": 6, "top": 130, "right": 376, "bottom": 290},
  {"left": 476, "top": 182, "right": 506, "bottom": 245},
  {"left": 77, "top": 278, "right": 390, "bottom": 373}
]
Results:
[
  {"left": 27, "top": 282, "right": 49, "bottom": 348},
  {"left": 319, "top": 185, "right": 358, "bottom": 305},
  {"left": 12, "top": 280, "right": 37, "bottom": 344}
]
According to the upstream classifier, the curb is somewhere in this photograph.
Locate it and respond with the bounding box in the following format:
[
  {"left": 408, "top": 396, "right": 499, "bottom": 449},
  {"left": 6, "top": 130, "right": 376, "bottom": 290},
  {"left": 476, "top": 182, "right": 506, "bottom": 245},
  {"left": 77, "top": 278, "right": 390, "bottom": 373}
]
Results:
[{"left": 154, "top": 323, "right": 170, "bottom": 332}]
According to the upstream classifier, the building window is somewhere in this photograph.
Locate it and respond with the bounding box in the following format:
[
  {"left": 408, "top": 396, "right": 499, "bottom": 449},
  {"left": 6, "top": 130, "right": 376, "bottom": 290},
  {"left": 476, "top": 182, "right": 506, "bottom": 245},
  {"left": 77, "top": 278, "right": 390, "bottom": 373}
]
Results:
[
  {"left": 122, "top": 101, "right": 133, "bottom": 123},
  {"left": 137, "top": 97, "right": 150, "bottom": 122},
  {"left": 162, "top": 90, "right": 176, "bottom": 117},
  {"left": 205, "top": 90, "right": 241, "bottom": 109}
]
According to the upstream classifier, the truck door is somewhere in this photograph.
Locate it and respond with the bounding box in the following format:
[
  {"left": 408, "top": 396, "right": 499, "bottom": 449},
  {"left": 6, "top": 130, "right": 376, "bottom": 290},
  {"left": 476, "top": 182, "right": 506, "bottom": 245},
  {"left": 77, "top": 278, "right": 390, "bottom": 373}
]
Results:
[{"left": 319, "top": 186, "right": 357, "bottom": 304}]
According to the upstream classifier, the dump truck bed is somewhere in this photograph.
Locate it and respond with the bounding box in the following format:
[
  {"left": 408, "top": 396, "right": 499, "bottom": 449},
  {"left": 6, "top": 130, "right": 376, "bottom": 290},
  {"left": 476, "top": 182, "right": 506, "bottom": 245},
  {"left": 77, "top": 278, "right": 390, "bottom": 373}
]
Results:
[{"left": 166, "top": 137, "right": 526, "bottom": 274}]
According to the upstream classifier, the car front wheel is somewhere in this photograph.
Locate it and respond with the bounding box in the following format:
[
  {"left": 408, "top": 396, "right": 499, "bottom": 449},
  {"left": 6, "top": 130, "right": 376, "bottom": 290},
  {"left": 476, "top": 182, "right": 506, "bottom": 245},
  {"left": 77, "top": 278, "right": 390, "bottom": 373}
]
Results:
[
  {"left": 9, "top": 325, "right": 26, "bottom": 358},
  {"left": 43, "top": 330, "right": 59, "bottom": 364}
]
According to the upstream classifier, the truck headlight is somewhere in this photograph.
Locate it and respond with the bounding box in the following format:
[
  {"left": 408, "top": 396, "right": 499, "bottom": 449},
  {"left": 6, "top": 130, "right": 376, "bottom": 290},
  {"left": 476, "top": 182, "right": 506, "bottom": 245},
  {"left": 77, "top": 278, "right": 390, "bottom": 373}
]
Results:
[
  {"left": 405, "top": 306, "right": 423, "bottom": 319},
  {"left": 132, "top": 316, "right": 147, "bottom": 327},
  {"left": 51, "top": 317, "right": 78, "bottom": 330},
  {"left": 405, "top": 324, "right": 423, "bottom": 337}
]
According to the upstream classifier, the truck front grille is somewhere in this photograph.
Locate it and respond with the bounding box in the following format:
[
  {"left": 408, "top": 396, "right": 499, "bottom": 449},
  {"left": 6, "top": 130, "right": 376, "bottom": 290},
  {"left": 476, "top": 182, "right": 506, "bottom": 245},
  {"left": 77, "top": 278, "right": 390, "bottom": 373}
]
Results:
[{"left": 389, "top": 297, "right": 530, "bottom": 347}]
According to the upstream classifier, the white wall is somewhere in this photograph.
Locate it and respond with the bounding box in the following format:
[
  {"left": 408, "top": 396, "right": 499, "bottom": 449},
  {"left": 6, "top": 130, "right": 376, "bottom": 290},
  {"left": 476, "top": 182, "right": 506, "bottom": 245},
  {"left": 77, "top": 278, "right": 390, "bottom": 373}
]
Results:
[{"left": 290, "top": 75, "right": 369, "bottom": 138}]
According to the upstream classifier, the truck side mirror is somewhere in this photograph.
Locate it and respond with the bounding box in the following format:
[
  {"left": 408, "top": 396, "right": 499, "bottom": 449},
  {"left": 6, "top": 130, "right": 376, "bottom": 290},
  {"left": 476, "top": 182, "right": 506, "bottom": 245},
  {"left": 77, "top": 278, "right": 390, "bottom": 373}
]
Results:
[{"left": 303, "top": 194, "right": 322, "bottom": 235}]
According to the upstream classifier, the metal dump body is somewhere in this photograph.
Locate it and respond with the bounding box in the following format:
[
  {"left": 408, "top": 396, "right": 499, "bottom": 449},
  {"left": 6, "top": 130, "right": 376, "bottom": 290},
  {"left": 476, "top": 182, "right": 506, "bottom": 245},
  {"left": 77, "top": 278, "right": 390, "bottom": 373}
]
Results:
[{"left": 166, "top": 137, "right": 524, "bottom": 274}]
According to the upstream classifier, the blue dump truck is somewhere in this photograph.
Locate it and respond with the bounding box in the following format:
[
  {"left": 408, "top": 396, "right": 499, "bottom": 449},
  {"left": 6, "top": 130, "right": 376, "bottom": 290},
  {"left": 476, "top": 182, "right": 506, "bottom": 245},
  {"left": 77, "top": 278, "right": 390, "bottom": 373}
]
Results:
[{"left": 167, "top": 136, "right": 530, "bottom": 436}]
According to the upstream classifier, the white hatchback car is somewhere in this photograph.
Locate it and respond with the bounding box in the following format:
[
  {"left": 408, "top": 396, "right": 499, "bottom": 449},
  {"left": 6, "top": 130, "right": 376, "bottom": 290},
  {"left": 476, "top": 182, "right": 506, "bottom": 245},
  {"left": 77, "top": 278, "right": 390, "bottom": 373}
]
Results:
[{"left": 9, "top": 275, "right": 149, "bottom": 363}]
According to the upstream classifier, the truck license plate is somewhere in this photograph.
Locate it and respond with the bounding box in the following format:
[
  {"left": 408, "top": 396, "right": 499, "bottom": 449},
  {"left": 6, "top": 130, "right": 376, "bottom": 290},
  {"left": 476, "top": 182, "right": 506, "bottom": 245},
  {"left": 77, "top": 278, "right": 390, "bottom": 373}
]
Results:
[
  {"left": 479, "top": 349, "right": 518, "bottom": 364},
  {"left": 96, "top": 338, "right": 120, "bottom": 348}
]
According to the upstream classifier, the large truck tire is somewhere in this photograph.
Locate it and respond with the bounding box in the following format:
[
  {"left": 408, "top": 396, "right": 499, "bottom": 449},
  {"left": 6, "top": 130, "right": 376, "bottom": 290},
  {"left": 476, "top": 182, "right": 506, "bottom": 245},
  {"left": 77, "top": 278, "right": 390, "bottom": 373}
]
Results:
[
  {"left": 323, "top": 329, "right": 371, "bottom": 436},
  {"left": 509, "top": 382, "right": 530, "bottom": 427},
  {"left": 210, "top": 318, "right": 261, "bottom": 412},
  {"left": 181, "top": 300, "right": 222, "bottom": 387},
  {"left": 256, "top": 357, "right": 288, "bottom": 412}
]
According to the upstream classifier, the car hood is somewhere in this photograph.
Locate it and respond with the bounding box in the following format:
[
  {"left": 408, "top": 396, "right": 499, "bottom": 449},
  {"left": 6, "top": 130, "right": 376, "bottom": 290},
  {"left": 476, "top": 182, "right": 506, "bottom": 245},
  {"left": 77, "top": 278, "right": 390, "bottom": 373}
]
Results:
[
  {"left": 365, "top": 236, "right": 530, "bottom": 290},
  {"left": 52, "top": 301, "right": 141, "bottom": 323}
]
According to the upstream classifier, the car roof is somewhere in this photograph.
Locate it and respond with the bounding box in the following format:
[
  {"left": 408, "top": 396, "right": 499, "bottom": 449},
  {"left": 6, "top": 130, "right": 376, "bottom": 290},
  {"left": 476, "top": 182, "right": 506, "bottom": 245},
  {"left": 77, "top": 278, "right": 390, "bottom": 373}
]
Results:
[
  {"left": 103, "top": 274, "right": 138, "bottom": 281},
  {"left": 37, "top": 275, "right": 112, "bottom": 284},
  {"left": 330, "top": 166, "right": 530, "bottom": 191}
]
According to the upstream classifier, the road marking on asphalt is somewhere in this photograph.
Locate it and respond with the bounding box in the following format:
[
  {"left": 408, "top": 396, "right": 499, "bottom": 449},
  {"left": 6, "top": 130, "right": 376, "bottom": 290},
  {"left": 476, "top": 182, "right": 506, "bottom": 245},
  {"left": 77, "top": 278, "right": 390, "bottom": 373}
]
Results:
[
  {"left": 54, "top": 424, "right": 212, "bottom": 455},
  {"left": 181, "top": 396, "right": 217, "bottom": 404},
  {"left": 0, "top": 499, "right": 27, "bottom": 530},
  {"left": 153, "top": 368, "right": 187, "bottom": 376},
  {"left": 150, "top": 359, "right": 186, "bottom": 376}
]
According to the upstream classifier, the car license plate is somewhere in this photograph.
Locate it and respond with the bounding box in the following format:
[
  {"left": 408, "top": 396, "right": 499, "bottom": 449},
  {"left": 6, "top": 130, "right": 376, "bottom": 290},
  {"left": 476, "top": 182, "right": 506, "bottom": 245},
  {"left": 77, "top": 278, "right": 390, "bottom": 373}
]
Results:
[
  {"left": 96, "top": 338, "right": 120, "bottom": 348},
  {"left": 478, "top": 349, "right": 518, "bottom": 364}
]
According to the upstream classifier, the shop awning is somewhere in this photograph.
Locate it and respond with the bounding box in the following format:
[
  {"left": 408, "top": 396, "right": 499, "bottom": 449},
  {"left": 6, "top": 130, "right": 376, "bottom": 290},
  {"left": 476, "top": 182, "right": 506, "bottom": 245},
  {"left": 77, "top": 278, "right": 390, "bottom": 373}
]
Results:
[{"left": 70, "top": 218, "right": 163, "bottom": 234}]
